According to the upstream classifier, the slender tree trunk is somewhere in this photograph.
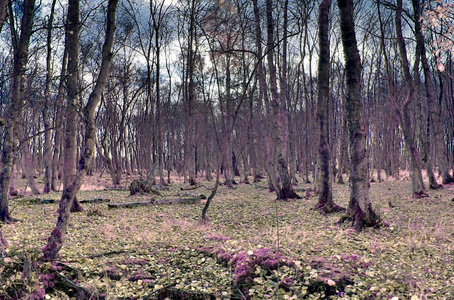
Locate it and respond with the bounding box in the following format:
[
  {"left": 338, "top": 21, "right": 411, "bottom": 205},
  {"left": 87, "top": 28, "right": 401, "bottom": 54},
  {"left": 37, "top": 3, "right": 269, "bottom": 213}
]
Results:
[
  {"left": 42, "top": 0, "right": 118, "bottom": 261},
  {"left": 20, "top": 136, "right": 40, "bottom": 195},
  {"left": 412, "top": 0, "right": 453, "bottom": 186},
  {"left": 43, "top": 0, "right": 57, "bottom": 193},
  {"left": 266, "top": 0, "right": 299, "bottom": 200},
  {"left": 51, "top": 50, "right": 67, "bottom": 192},
  {"left": 224, "top": 55, "right": 234, "bottom": 187},
  {"left": 395, "top": 0, "right": 426, "bottom": 198},
  {"left": 338, "top": 0, "right": 380, "bottom": 231},
  {"left": 0, "top": 0, "right": 36, "bottom": 223},
  {"left": 152, "top": 3, "right": 166, "bottom": 186},
  {"left": 184, "top": 0, "right": 197, "bottom": 186},
  {"left": 315, "top": 0, "right": 344, "bottom": 213},
  {"left": 9, "top": 163, "right": 18, "bottom": 196},
  {"left": 252, "top": 0, "right": 277, "bottom": 191}
]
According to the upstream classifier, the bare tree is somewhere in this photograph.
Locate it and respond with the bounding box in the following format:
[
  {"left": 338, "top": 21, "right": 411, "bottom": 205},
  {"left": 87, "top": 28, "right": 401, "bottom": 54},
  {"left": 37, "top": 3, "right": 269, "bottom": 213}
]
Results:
[
  {"left": 413, "top": 0, "right": 453, "bottom": 186},
  {"left": 395, "top": 0, "right": 426, "bottom": 198},
  {"left": 42, "top": 0, "right": 119, "bottom": 261},
  {"left": 337, "top": 0, "right": 380, "bottom": 230},
  {"left": 265, "top": 0, "right": 300, "bottom": 200},
  {"left": 0, "top": 0, "right": 36, "bottom": 223},
  {"left": 42, "top": 0, "right": 58, "bottom": 193},
  {"left": 61, "top": 0, "right": 84, "bottom": 212},
  {"left": 315, "top": 0, "right": 344, "bottom": 213}
]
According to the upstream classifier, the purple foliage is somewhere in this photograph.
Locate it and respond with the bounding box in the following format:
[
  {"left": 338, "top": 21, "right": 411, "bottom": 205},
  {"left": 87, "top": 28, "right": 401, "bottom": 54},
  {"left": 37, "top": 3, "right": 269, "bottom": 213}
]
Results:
[
  {"left": 229, "top": 248, "right": 292, "bottom": 286},
  {"left": 30, "top": 286, "right": 46, "bottom": 300},
  {"left": 51, "top": 262, "right": 63, "bottom": 271},
  {"left": 279, "top": 277, "right": 294, "bottom": 289},
  {"left": 230, "top": 251, "right": 255, "bottom": 285},
  {"left": 200, "top": 245, "right": 294, "bottom": 287},
  {"left": 253, "top": 248, "right": 287, "bottom": 269},
  {"left": 39, "top": 273, "right": 56, "bottom": 288}
]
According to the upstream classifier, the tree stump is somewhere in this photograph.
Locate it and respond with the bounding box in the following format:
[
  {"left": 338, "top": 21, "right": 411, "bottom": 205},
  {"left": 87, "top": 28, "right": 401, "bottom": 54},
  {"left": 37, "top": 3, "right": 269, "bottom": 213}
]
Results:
[{"left": 129, "top": 179, "right": 161, "bottom": 196}]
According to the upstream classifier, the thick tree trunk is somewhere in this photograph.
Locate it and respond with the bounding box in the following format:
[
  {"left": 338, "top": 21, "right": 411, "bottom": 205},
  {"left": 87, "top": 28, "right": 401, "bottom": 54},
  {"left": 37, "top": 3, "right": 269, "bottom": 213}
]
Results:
[
  {"left": 0, "top": 0, "right": 7, "bottom": 32},
  {"left": 315, "top": 0, "right": 344, "bottom": 213},
  {"left": 395, "top": 0, "right": 426, "bottom": 197},
  {"left": 338, "top": 0, "right": 380, "bottom": 231},
  {"left": 265, "top": 0, "right": 299, "bottom": 200},
  {"left": 42, "top": 0, "right": 118, "bottom": 261},
  {"left": 61, "top": 0, "right": 84, "bottom": 212},
  {"left": 0, "top": 0, "right": 36, "bottom": 223}
]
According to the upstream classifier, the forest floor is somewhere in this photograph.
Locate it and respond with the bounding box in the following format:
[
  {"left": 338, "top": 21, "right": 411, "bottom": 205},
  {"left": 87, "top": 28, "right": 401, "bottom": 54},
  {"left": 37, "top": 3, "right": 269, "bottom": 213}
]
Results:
[{"left": 1, "top": 172, "right": 454, "bottom": 299}]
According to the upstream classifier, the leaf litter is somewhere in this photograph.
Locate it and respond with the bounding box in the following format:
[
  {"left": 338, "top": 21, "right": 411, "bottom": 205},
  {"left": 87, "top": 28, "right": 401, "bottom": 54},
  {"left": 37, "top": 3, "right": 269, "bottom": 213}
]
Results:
[{"left": 1, "top": 178, "right": 454, "bottom": 299}]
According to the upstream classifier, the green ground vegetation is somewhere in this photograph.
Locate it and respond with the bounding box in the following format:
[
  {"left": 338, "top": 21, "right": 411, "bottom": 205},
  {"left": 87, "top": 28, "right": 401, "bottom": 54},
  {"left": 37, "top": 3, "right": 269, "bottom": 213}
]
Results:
[{"left": 1, "top": 176, "right": 453, "bottom": 299}]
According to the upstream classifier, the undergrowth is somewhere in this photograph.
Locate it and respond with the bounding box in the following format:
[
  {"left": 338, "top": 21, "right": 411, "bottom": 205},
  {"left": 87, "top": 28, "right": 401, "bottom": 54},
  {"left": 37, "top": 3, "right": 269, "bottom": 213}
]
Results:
[{"left": 1, "top": 178, "right": 454, "bottom": 299}]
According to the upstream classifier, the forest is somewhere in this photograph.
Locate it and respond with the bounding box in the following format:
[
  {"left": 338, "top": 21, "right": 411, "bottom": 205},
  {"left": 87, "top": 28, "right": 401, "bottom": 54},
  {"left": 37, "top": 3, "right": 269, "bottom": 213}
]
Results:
[{"left": 0, "top": 0, "right": 453, "bottom": 298}]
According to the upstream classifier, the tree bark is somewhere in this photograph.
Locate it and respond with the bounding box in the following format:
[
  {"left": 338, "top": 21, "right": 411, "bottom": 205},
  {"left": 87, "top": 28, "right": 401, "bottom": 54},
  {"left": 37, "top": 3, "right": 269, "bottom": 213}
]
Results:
[
  {"left": 184, "top": 0, "right": 197, "bottom": 186},
  {"left": 265, "top": 0, "right": 299, "bottom": 200},
  {"left": 252, "top": 0, "right": 277, "bottom": 192},
  {"left": 19, "top": 135, "right": 40, "bottom": 195},
  {"left": 338, "top": 0, "right": 380, "bottom": 231},
  {"left": 315, "top": 0, "right": 344, "bottom": 213},
  {"left": 0, "top": 0, "right": 7, "bottom": 33},
  {"left": 395, "top": 0, "right": 426, "bottom": 197},
  {"left": 43, "top": 0, "right": 57, "bottom": 193},
  {"left": 0, "top": 0, "right": 36, "bottom": 223},
  {"left": 61, "top": 0, "right": 84, "bottom": 212},
  {"left": 51, "top": 50, "right": 67, "bottom": 192},
  {"left": 151, "top": 0, "right": 167, "bottom": 186},
  {"left": 412, "top": 0, "right": 453, "bottom": 186},
  {"left": 42, "top": 0, "right": 119, "bottom": 261}
]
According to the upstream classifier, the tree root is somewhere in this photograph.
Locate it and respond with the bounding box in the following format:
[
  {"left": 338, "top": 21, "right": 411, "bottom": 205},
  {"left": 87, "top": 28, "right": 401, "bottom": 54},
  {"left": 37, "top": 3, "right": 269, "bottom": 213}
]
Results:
[
  {"left": 429, "top": 183, "right": 443, "bottom": 190},
  {"left": 314, "top": 203, "right": 346, "bottom": 215},
  {"left": 52, "top": 269, "right": 103, "bottom": 299},
  {"left": 413, "top": 191, "right": 429, "bottom": 198}
]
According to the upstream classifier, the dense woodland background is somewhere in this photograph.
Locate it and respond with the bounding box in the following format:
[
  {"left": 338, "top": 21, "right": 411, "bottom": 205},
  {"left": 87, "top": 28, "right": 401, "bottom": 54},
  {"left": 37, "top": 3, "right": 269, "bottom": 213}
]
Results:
[
  {"left": 0, "top": 0, "right": 453, "bottom": 194},
  {"left": 0, "top": 0, "right": 454, "bottom": 297}
]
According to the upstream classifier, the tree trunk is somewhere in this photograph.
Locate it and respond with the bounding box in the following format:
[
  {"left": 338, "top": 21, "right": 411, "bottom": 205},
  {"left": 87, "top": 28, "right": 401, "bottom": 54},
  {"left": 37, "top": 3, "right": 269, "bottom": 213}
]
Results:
[
  {"left": 338, "top": 0, "right": 380, "bottom": 231},
  {"left": 315, "top": 0, "right": 344, "bottom": 213},
  {"left": 184, "top": 0, "right": 197, "bottom": 186},
  {"left": 51, "top": 50, "right": 67, "bottom": 192},
  {"left": 61, "top": 0, "right": 84, "bottom": 212},
  {"left": 0, "top": 0, "right": 7, "bottom": 32},
  {"left": 0, "top": 0, "right": 36, "bottom": 223},
  {"left": 20, "top": 136, "right": 40, "bottom": 195},
  {"left": 395, "top": 0, "right": 426, "bottom": 198},
  {"left": 265, "top": 0, "right": 299, "bottom": 200},
  {"left": 151, "top": 1, "right": 166, "bottom": 186},
  {"left": 42, "top": 0, "right": 118, "bottom": 261},
  {"left": 412, "top": 0, "right": 453, "bottom": 186},
  {"left": 252, "top": 0, "right": 277, "bottom": 192},
  {"left": 43, "top": 0, "right": 57, "bottom": 193}
]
